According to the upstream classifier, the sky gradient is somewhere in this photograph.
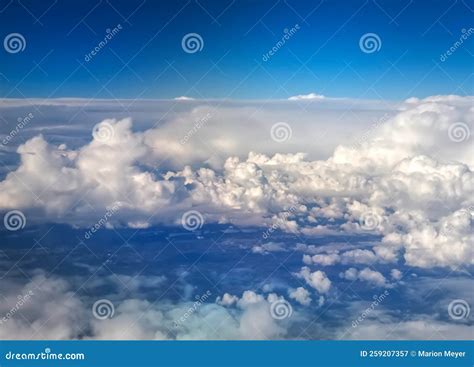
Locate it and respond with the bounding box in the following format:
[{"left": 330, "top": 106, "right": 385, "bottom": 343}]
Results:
[{"left": 0, "top": 0, "right": 473, "bottom": 100}]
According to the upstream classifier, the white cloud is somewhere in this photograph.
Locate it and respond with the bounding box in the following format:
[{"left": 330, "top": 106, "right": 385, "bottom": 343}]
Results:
[
  {"left": 288, "top": 93, "right": 325, "bottom": 100},
  {"left": 0, "top": 95, "right": 472, "bottom": 269},
  {"left": 340, "top": 267, "right": 388, "bottom": 287},
  {"left": 288, "top": 287, "right": 312, "bottom": 306},
  {"left": 252, "top": 242, "right": 286, "bottom": 255},
  {"left": 295, "top": 266, "right": 332, "bottom": 294}
]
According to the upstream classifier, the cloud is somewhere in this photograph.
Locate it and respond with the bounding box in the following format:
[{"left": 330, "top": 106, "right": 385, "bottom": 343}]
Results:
[
  {"left": 0, "top": 274, "right": 293, "bottom": 340},
  {"left": 252, "top": 242, "right": 287, "bottom": 255},
  {"left": 0, "top": 95, "right": 472, "bottom": 270},
  {"left": 340, "top": 267, "right": 389, "bottom": 287},
  {"left": 288, "top": 93, "right": 325, "bottom": 100},
  {"left": 295, "top": 267, "right": 332, "bottom": 294},
  {"left": 288, "top": 287, "right": 312, "bottom": 306}
]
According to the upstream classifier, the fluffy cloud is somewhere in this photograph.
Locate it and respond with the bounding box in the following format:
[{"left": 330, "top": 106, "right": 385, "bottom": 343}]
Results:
[
  {"left": 0, "top": 275, "right": 292, "bottom": 340},
  {"left": 0, "top": 95, "right": 472, "bottom": 270},
  {"left": 288, "top": 287, "right": 312, "bottom": 306},
  {"left": 295, "top": 267, "right": 332, "bottom": 294},
  {"left": 340, "top": 267, "right": 389, "bottom": 287}
]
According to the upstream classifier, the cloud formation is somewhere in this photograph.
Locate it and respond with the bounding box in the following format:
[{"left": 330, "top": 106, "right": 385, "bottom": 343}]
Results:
[{"left": 0, "top": 95, "right": 472, "bottom": 270}]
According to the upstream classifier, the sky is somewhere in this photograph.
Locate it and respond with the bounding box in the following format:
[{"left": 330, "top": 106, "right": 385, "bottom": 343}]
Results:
[
  {"left": 0, "top": 0, "right": 473, "bottom": 100},
  {"left": 0, "top": 0, "right": 472, "bottom": 342}
]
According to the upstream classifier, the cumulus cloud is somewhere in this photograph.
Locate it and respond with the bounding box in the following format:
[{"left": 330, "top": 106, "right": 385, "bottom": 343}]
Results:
[
  {"left": 340, "top": 267, "right": 389, "bottom": 287},
  {"left": 288, "top": 287, "right": 312, "bottom": 306},
  {"left": 295, "top": 267, "right": 332, "bottom": 294},
  {"left": 0, "top": 95, "right": 472, "bottom": 270},
  {"left": 0, "top": 275, "right": 293, "bottom": 340}
]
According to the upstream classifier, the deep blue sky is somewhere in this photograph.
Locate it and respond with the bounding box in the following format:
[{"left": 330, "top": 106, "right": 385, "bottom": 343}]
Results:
[{"left": 0, "top": 0, "right": 473, "bottom": 99}]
